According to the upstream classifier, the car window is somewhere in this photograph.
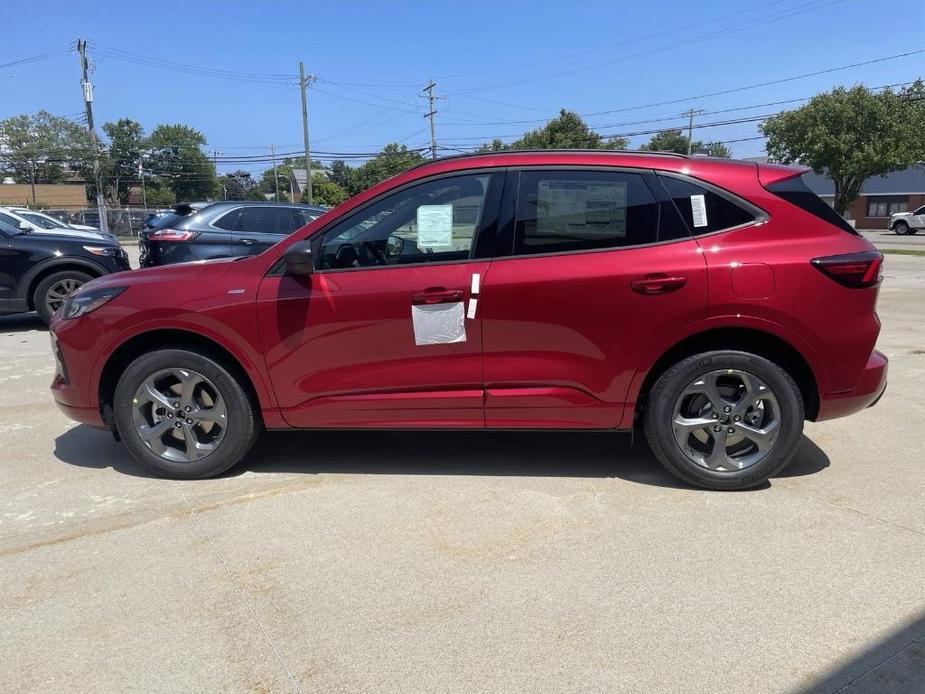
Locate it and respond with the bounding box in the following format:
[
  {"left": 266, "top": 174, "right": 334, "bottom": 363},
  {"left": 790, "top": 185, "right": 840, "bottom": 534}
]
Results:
[
  {"left": 318, "top": 174, "right": 490, "bottom": 270},
  {"left": 659, "top": 175, "right": 756, "bottom": 235},
  {"left": 0, "top": 216, "right": 17, "bottom": 236},
  {"left": 19, "top": 212, "right": 58, "bottom": 229},
  {"left": 239, "top": 206, "right": 298, "bottom": 235},
  {"left": 916, "top": 206, "right": 925, "bottom": 215},
  {"left": 296, "top": 208, "right": 322, "bottom": 226},
  {"left": 513, "top": 170, "right": 658, "bottom": 255},
  {"left": 0, "top": 212, "right": 22, "bottom": 229},
  {"left": 212, "top": 208, "right": 243, "bottom": 231}
]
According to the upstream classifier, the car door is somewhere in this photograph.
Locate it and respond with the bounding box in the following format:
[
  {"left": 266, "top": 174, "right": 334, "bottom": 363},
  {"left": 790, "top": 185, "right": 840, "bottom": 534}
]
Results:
[
  {"left": 256, "top": 171, "right": 502, "bottom": 428},
  {"left": 914, "top": 205, "right": 925, "bottom": 228},
  {"left": 480, "top": 167, "right": 707, "bottom": 429},
  {"left": 233, "top": 206, "right": 301, "bottom": 257},
  {"left": 0, "top": 217, "right": 33, "bottom": 312}
]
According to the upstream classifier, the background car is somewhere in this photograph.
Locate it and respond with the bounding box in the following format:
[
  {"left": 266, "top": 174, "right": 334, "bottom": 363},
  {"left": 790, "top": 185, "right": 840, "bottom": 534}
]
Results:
[
  {"left": 889, "top": 205, "right": 925, "bottom": 234},
  {"left": 137, "top": 200, "right": 326, "bottom": 267},
  {"left": 0, "top": 207, "right": 115, "bottom": 242},
  {"left": 0, "top": 215, "right": 130, "bottom": 322}
]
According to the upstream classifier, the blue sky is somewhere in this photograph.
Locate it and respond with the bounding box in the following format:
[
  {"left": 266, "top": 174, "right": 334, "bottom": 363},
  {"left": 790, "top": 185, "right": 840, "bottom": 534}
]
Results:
[{"left": 2, "top": 0, "right": 923, "bottom": 176}]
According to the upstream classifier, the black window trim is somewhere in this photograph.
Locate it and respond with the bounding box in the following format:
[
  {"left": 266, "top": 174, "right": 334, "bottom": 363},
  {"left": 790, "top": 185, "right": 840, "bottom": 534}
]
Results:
[
  {"left": 275, "top": 168, "right": 507, "bottom": 276},
  {"left": 655, "top": 170, "right": 769, "bottom": 239},
  {"left": 493, "top": 164, "right": 697, "bottom": 262}
]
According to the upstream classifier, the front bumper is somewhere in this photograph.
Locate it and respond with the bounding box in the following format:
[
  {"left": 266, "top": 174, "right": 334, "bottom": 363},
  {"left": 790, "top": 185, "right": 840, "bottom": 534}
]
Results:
[
  {"left": 49, "top": 329, "right": 105, "bottom": 428},
  {"left": 815, "top": 350, "right": 888, "bottom": 421}
]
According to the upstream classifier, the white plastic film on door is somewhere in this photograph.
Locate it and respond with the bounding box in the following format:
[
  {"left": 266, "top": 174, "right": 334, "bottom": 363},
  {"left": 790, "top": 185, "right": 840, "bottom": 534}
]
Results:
[{"left": 412, "top": 302, "right": 467, "bottom": 345}]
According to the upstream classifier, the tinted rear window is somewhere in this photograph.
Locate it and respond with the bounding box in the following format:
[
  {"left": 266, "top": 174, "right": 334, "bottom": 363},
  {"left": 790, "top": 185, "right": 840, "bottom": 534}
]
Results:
[
  {"left": 766, "top": 174, "right": 858, "bottom": 235},
  {"left": 149, "top": 212, "right": 183, "bottom": 229},
  {"left": 659, "top": 175, "right": 756, "bottom": 234}
]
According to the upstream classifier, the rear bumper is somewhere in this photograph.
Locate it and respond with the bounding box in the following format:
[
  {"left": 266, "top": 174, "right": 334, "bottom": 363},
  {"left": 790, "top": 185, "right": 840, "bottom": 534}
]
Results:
[{"left": 815, "top": 350, "right": 888, "bottom": 421}]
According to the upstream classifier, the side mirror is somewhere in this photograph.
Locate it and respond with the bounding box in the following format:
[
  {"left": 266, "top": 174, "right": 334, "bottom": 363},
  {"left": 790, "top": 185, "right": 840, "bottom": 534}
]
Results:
[
  {"left": 386, "top": 234, "right": 405, "bottom": 258},
  {"left": 283, "top": 240, "right": 314, "bottom": 276},
  {"left": 18, "top": 221, "right": 33, "bottom": 233}
]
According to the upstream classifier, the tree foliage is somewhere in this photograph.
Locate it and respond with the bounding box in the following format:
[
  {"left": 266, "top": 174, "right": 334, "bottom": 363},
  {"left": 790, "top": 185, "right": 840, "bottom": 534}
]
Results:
[
  {"left": 101, "top": 118, "right": 145, "bottom": 204},
  {"left": 305, "top": 174, "right": 347, "bottom": 206},
  {"left": 478, "top": 110, "right": 628, "bottom": 152},
  {"left": 761, "top": 81, "right": 925, "bottom": 215},
  {"left": 351, "top": 143, "right": 426, "bottom": 193},
  {"left": 219, "top": 170, "right": 257, "bottom": 200},
  {"left": 640, "top": 129, "right": 692, "bottom": 154},
  {"left": 147, "top": 124, "right": 217, "bottom": 202},
  {"left": 0, "top": 111, "right": 92, "bottom": 186}
]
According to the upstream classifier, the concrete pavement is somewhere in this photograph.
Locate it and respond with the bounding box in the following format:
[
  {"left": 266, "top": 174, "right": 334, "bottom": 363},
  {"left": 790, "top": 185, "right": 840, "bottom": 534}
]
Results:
[{"left": 1, "top": 250, "right": 923, "bottom": 692}]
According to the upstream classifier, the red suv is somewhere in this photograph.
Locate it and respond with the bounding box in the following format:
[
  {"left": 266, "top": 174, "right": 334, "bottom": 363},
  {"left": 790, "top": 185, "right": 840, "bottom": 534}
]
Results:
[{"left": 49, "top": 151, "right": 887, "bottom": 490}]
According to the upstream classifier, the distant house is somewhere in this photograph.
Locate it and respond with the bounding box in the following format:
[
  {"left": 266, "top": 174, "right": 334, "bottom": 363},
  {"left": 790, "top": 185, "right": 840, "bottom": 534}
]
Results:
[{"left": 801, "top": 166, "right": 925, "bottom": 230}]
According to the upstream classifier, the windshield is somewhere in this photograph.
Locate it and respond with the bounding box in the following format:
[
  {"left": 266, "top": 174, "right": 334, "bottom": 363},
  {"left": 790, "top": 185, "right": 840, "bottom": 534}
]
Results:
[{"left": 19, "top": 212, "right": 64, "bottom": 229}]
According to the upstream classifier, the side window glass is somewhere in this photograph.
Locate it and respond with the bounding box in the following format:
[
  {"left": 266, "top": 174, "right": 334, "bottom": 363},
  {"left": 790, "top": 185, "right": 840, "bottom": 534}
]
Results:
[
  {"left": 240, "top": 207, "right": 294, "bottom": 235},
  {"left": 513, "top": 170, "right": 658, "bottom": 255},
  {"left": 212, "top": 208, "right": 243, "bottom": 231},
  {"left": 318, "top": 174, "right": 490, "bottom": 270},
  {"left": 297, "top": 208, "right": 322, "bottom": 226},
  {"left": 659, "top": 175, "right": 755, "bottom": 234}
]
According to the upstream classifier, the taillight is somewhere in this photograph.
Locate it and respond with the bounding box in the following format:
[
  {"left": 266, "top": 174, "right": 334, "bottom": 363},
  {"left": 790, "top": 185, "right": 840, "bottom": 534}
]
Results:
[
  {"left": 148, "top": 229, "right": 199, "bottom": 241},
  {"left": 811, "top": 251, "right": 883, "bottom": 288}
]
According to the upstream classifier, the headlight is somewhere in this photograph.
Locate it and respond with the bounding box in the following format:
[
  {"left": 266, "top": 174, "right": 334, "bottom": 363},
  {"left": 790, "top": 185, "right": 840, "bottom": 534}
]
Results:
[
  {"left": 83, "top": 245, "right": 122, "bottom": 257},
  {"left": 60, "top": 286, "right": 127, "bottom": 320}
]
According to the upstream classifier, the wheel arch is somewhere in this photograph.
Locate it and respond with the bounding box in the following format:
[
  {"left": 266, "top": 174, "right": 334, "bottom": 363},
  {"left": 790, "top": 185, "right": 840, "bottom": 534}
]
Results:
[
  {"left": 98, "top": 328, "right": 264, "bottom": 428},
  {"left": 22, "top": 258, "right": 107, "bottom": 309},
  {"left": 634, "top": 326, "right": 820, "bottom": 421}
]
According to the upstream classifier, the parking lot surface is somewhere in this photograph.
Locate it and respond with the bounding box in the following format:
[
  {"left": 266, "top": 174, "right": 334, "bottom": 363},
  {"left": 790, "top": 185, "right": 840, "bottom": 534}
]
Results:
[{"left": 2, "top": 239, "right": 924, "bottom": 693}]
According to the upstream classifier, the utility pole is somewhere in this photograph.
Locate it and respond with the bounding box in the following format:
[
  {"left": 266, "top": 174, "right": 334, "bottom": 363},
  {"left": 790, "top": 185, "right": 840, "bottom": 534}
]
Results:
[
  {"left": 212, "top": 150, "right": 224, "bottom": 199},
  {"left": 77, "top": 39, "right": 108, "bottom": 233},
  {"left": 684, "top": 108, "right": 705, "bottom": 155},
  {"left": 422, "top": 80, "right": 445, "bottom": 160},
  {"left": 138, "top": 159, "right": 147, "bottom": 212},
  {"left": 270, "top": 143, "right": 280, "bottom": 202},
  {"left": 299, "top": 62, "right": 316, "bottom": 205}
]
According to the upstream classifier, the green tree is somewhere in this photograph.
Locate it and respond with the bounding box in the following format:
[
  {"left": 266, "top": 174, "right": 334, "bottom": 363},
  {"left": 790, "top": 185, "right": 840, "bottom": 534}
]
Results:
[
  {"left": 0, "top": 111, "right": 93, "bottom": 201},
  {"left": 351, "top": 143, "right": 425, "bottom": 193},
  {"left": 147, "top": 124, "right": 217, "bottom": 201},
  {"left": 101, "top": 118, "right": 146, "bottom": 204},
  {"left": 478, "top": 110, "right": 628, "bottom": 152},
  {"left": 219, "top": 170, "right": 257, "bottom": 200},
  {"left": 640, "top": 128, "right": 695, "bottom": 154},
  {"left": 703, "top": 141, "right": 732, "bottom": 158},
  {"left": 304, "top": 174, "right": 347, "bottom": 206},
  {"left": 145, "top": 185, "right": 176, "bottom": 206},
  {"left": 762, "top": 81, "right": 925, "bottom": 216},
  {"left": 328, "top": 159, "right": 357, "bottom": 195}
]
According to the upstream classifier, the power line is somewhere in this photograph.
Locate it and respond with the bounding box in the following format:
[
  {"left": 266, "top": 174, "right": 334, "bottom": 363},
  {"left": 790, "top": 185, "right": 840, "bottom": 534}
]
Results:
[{"left": 0, "top": 53, "right": 49, "bottom": 70}]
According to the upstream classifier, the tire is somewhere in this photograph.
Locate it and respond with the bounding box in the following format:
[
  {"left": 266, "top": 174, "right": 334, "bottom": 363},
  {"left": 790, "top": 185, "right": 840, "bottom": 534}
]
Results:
[
  {"left": 643, "top": 351, "right": 804, "bottom": 490},
  {"left": 113, "top": 349, "right": 258, "bottom": 479},
  {"left": 33, "top": 270, "right": 94, "bottom": 323},
  {"left": 893, "top": 221, "right": 911, "bottom": 235}
]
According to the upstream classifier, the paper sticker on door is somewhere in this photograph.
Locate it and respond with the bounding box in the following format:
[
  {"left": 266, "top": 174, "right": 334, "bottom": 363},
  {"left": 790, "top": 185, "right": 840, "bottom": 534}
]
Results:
[
  {"left": 690, "top": 194, "right": 708, "bottom": 227},
  {"left": 412, "top": 302, "right": 466, "bottom": 345}
]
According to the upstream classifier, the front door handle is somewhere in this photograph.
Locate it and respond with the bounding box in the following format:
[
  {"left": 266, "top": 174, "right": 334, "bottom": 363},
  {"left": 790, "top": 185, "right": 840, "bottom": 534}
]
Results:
[
  {"left": 631, "top": 273, "right": 687, "bottom": 294},
  {"left": 411, "top": 288, "right": 464, "bottom": 305},
  {"left": 238, "top": 238, "right": 255, "bottom": 245}
]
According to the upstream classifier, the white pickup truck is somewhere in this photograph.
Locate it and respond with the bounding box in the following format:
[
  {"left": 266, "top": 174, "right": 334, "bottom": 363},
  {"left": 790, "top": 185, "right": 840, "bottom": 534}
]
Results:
[{"left": 889, "top": 205, "right": 925, "bottom": 234}]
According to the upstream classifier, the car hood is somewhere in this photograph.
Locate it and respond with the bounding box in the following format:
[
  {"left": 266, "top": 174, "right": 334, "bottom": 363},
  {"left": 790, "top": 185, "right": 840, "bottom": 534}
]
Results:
[
  {"left": 30, "top": 228, "right": 115, "bottom": 242},
  {"left": 90, "top": 255, "right": 241, "bottom": 290}
]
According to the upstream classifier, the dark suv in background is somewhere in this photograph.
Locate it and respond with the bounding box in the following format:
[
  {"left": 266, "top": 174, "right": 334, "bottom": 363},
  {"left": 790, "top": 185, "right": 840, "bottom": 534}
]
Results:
[
  {"left": 138, "top": 201, "right": 326, "bottom": 267},
  {"left": 0, "top": 215, "right": 130, "bottom": 323}
]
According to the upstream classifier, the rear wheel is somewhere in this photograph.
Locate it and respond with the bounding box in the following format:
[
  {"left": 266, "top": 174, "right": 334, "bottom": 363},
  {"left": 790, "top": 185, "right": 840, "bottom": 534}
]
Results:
[
  {"left": 643, "top": 351, "right": 804, "bottom": 490},
  {"left": 113, "top": 349, "right": 258, "bottom": 479},
  {"left": 33, "top": 270, "right": 93, "bottom": 323}
]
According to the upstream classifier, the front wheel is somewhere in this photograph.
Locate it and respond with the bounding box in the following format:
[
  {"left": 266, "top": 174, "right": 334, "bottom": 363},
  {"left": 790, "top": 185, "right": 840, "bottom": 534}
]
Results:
[
  {"left": 893, "top": 221, "right": 912, "bottom": 235},
  {"left": 113, "top": 349, "right": 258, "bottom": 479},
  {"left": 643, "top": 351, "right": 804, "bottom": 490},
  {"left": 33, "top": 270, "right": 93, "bottom": 323}
]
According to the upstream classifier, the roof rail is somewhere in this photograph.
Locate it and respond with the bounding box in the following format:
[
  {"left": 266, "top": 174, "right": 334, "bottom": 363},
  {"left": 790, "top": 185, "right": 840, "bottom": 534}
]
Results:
[{"left": 408, "top": 148, "right": 690, "bottom": 171}]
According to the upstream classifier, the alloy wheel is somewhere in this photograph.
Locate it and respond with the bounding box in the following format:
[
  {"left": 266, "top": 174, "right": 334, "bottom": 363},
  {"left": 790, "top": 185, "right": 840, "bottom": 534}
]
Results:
[
  {"left": 44, "top": 278, "right": 84, "bottom": 315},
  {"left": 131, "top": 368, "right": 228, "bottom": 463},
  {"left": 671, "top": 369, "right": 781, "bottom": 472}
]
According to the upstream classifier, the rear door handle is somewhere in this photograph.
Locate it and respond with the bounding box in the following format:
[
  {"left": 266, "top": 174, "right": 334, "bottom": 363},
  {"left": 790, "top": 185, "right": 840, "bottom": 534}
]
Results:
[
  {"left": 238, "top": 238, "right": 255, "bottom": 245},
  {"left": 411, "top": 288, "right": 464, "bottom": 305},
  {"left": 631, "top": 274, "right": 687, "bottom": 294}
]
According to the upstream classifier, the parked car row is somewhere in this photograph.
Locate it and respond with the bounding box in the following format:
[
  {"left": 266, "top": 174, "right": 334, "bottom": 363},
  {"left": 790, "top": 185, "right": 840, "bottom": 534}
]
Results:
[{"left": 0, "top": 201, "right": 326, "bottom": 324}]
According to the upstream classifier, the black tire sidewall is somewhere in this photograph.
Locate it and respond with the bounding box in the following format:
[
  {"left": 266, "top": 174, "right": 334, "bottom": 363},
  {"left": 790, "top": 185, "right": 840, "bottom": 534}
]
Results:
[
  {"left": 644, "top": 351, "right": 804, "bottom": 490},
  {"left": 113, "top": 349, "right": 257, "bottom": 479},
  {"left": 895, "top": 222, "right": 909, "bottom": 235},
  {"left": 33, "top": 270, "right": 93, "bottom": 323}
]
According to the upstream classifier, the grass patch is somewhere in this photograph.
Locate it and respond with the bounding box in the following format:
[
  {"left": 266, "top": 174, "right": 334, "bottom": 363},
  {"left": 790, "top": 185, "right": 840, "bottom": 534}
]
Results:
[{"left": 880, "top": 248, "right": 925, "bottom": 257}]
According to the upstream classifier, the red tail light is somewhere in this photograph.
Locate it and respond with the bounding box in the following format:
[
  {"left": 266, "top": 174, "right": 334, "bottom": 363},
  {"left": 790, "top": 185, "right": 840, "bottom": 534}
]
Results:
[
  {"left": 811, "top": 251, "right": 883, "bottom": 288},
  {"left": 148, "top": 229, "right": 200, "bottom": 242}
]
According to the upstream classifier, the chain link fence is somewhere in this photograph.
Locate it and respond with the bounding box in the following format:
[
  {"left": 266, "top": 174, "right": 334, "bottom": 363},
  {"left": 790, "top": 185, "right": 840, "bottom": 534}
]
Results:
[{"left": 42, "top": 206, "right": 171, "bottom": 237}]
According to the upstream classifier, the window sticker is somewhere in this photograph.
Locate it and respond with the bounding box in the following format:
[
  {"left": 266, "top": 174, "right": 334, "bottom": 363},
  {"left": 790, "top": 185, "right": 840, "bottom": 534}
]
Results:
[
  {"left": 690, "top": 194, "right": 708, "bottom": 227},
  {"left": 536, "top": 180, "right": 627, "bottom": 238},
  {"left": 416, "top": 204, "right": 454, "bottom": 250},
  {"left": 412, "top": 302, "right": 466, "bottom": 345}
]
